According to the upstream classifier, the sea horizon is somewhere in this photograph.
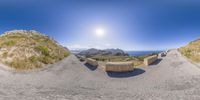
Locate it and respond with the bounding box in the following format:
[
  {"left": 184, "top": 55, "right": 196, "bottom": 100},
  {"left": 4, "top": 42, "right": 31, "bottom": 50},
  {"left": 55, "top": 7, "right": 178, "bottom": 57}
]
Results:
[
  {"left": 126, "top": 50, "right": 163, "bottom": 56},
  {"left": 70, "top": 49, "right": 164, "bottom": 56}
]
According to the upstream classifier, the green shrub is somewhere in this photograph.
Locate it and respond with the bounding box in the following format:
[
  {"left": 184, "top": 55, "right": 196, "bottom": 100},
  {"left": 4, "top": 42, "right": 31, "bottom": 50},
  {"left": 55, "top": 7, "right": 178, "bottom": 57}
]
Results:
[
  {"left": 2, "top": 40, "right": 16, "bottom": 46},
  {"left": 38, "top": 56, "right": 54, "bottom": 64},
  {"left": 35, "top": 46, "right": 50, "bottom": 56},
  {"left": 10, "top": 58, "right": 28, "bottom": 69},
  {"left": 135, "top": 56, "right": 146, "bottom": 61},
  {"left": 9, "top": 57, "right": 43, "bottom": 70},
  {"left": 29, "top": 56, "right": 37, "bottom": 63}
]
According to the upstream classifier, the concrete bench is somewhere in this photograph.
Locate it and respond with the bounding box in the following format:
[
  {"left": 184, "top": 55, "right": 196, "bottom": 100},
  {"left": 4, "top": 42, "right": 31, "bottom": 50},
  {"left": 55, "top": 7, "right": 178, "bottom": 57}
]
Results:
[
  {"left": 86, "top": 58, "right": 98, "bottom": 67},
  {"left": 105, "top": 62, "right": 134, "bottom": 72},
  {"left": 144, "top": 55, "right": 158, "bottom": 66}
]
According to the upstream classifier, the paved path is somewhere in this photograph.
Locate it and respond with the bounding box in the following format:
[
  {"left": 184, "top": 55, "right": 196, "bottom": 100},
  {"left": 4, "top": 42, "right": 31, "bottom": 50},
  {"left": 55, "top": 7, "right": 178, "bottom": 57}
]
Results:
[{"left": 0, "top": 50, "right": 200, "bottom": 100}]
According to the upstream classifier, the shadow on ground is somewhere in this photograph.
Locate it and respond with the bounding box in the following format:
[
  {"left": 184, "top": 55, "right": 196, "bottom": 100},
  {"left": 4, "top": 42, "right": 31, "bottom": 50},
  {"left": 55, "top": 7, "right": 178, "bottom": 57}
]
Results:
[
  {"left": 151, "top": 58, "right": 162, "bottom": 65},
  {"left": 106, "top": 68, "right": 145, "bottom": 78},
  {"left": 84, "top": 63, "right": 97, "bottom": 71}
]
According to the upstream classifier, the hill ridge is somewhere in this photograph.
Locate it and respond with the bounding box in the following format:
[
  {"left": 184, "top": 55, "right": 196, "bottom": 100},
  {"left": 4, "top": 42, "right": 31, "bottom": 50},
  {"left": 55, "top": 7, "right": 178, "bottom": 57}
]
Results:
[{"left": 0, "top": 30, "right": 70, "bottom": 70}]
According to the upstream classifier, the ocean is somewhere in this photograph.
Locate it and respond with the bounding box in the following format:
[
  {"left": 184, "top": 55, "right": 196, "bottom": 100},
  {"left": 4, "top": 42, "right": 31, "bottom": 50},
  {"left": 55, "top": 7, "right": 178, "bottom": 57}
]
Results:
[{"left": 126, "top": 51, "right": 163, "bottom": 56}]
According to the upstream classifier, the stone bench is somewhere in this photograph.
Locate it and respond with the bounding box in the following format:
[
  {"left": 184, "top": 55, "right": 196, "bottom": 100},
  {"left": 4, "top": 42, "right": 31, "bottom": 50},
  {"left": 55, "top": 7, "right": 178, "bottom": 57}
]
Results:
[
  {"left": 86, "top": 58, "right": 98, "bottom": 67},
  {"left": 144, "top": 55, "right": 158, "bottom": 66},
  {"left": 104, "top": 62, "right": 134, "bottom": 72}
]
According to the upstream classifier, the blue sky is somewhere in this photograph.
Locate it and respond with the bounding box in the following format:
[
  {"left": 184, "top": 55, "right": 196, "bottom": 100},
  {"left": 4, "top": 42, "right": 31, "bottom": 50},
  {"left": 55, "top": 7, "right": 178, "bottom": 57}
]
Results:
[{"left": 0, "top": 0, "right": 200, "bottom": 50}]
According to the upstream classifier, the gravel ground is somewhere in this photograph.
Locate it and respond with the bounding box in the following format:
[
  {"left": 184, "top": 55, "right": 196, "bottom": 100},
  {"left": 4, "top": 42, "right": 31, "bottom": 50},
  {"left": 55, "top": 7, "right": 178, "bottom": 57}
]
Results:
[{"left": 0, "top": 50, "right": 200, "bottom": 100}]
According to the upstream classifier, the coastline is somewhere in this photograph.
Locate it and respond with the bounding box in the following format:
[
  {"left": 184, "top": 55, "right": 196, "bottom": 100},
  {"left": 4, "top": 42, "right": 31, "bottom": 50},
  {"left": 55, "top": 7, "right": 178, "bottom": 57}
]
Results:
[{"left": 126, "top": 50, "right": 163, "bottom": 56}]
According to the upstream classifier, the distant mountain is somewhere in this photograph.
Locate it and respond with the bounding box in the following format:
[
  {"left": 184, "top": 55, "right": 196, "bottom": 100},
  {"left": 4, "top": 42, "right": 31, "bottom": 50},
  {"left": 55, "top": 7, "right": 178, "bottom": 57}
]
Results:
[
  {"left": 0, "top": 30, "right": 70, "bottom": 70},
  {"left": 78, "top": 48, "right": 128, "bottom": 57},
  {"left": 179, "top": 38, "right": 200, "bottom": 62},
  {"left": 70, "top": 49, "right": 85, "bottom": 54}
]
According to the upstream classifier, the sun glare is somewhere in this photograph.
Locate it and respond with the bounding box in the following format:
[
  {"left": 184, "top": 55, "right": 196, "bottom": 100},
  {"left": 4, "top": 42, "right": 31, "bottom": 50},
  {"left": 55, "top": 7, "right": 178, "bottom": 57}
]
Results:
[{"left": 95, "top": 28, "right": 105, "bottom": 37}]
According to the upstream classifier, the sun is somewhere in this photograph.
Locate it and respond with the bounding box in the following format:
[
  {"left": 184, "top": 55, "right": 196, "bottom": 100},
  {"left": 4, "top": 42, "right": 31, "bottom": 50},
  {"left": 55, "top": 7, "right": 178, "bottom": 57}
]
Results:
[{"left": 95, "top": 28, "right": 105, "bottom": 37}]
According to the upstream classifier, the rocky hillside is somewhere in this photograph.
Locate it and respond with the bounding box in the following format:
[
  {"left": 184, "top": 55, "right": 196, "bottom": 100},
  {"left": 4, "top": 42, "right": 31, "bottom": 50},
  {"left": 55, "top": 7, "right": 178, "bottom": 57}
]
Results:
[
  {"left": 78, "top": 48, "right": 128, "bottom": 57},
  {"left": 179, "top": 38, "right": 200, "bottom": 62},
  {"left": 0, "top": 30, "right": 70, "bottom": 70}
]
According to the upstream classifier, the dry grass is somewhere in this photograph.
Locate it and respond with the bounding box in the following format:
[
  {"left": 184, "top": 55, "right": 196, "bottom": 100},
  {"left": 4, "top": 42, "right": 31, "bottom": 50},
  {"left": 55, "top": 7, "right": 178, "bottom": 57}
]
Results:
[
  {"left": 178, "top": 39, "right": 200, "bottom": 62},
  {"left": 0, "top": 30, "right": 70, "bottom": 70}
]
